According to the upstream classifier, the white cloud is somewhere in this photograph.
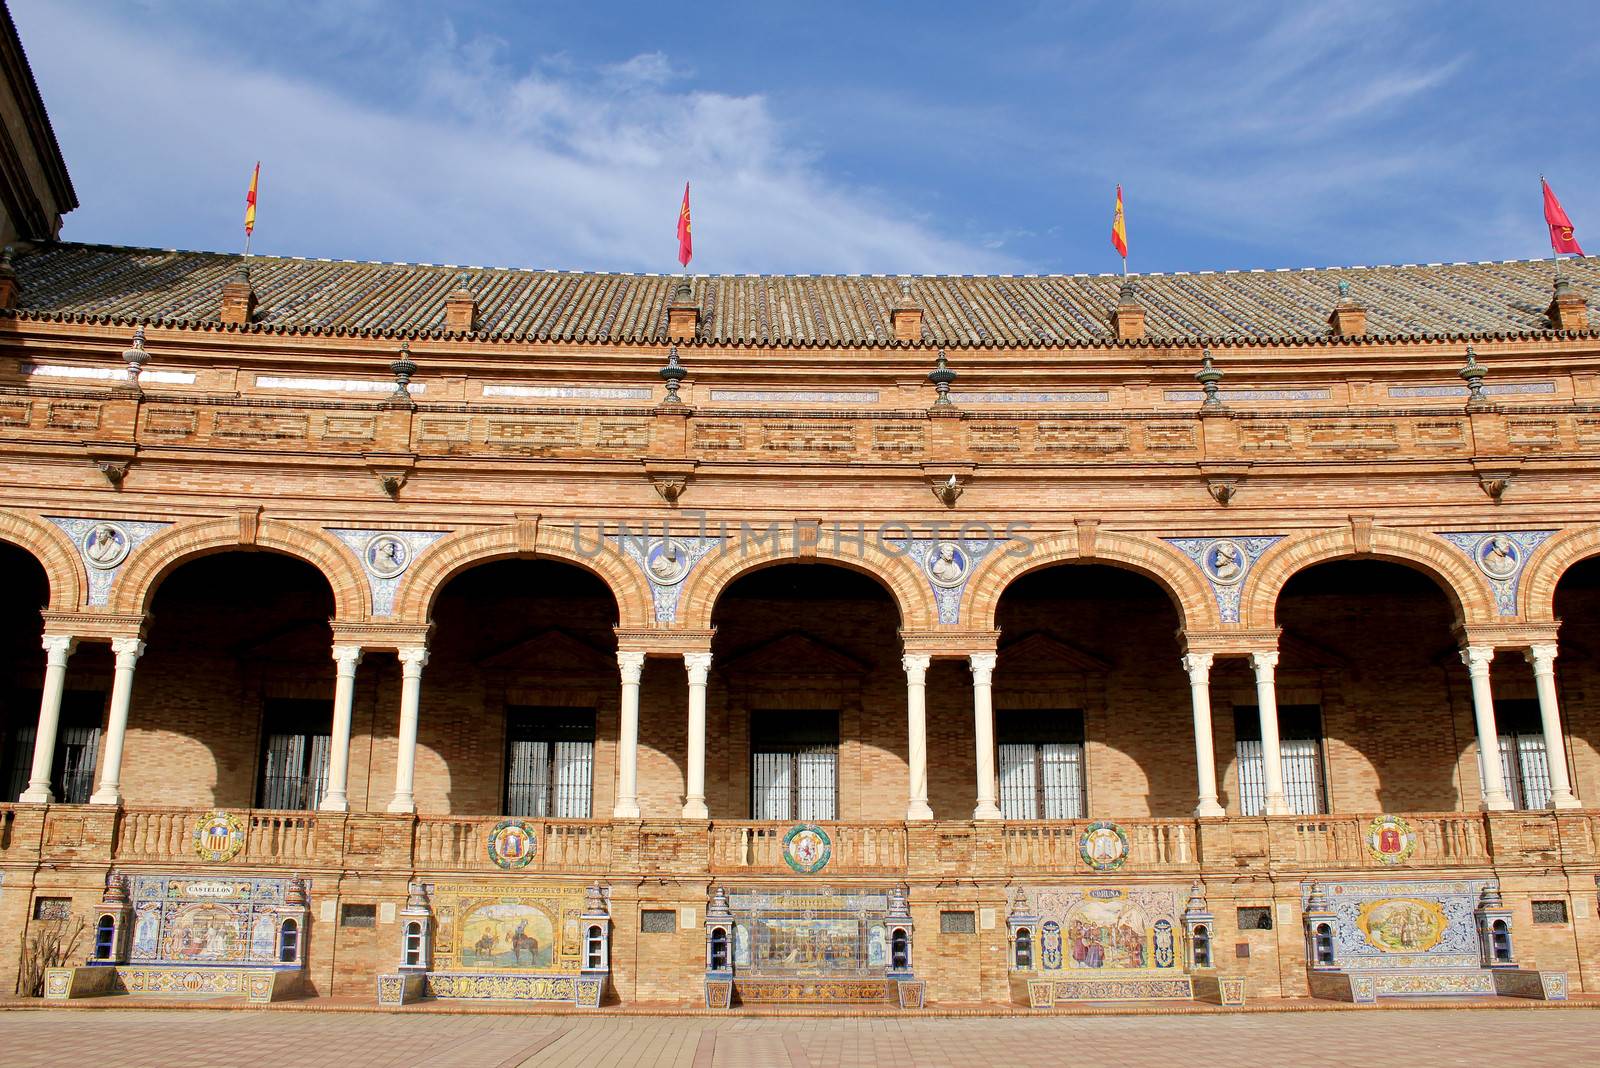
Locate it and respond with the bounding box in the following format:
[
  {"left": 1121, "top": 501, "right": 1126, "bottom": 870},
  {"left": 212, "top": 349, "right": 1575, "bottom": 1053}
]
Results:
[{"left": 15, "top": 1, "right": 1016, "bottom": 274}]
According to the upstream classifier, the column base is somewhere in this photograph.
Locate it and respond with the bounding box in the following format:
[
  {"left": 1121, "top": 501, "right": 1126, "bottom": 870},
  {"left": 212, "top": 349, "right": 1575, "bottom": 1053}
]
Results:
[
  {"left": 88, "top": 788, "right": 122, "bottom": 806},
  {"left": 972, "top": 802, "right": 1002, "bottom": 820},
  {"left": 612, "top": 801, "right": 642, "bottom": 819},
  {"left": 317, "top": 795, "right": 350, "bottom": 813},
  {"left": 18, "top": 785, "right": 53, "bottom": 804},
  {"left": 1264, "top": 798, "right": 1290, "bottom": 816},
  {"left": 1551, "top": 795, "right": 1582, "bottom": 811},
  {"left": 1481, "top": 797, "right": 1515, "bottom": 812},
  {"left": 682, "top": 799, "right": 708, "bottom": 819},
  {"left": 386, "top": 796, "right": 417, "bottom": 815},
  {"left": 906, "top": 801, "right": 933, "bottom": 821},
  {"left": 1195, "top": 800, "right": 1225, "bottom": 818}
]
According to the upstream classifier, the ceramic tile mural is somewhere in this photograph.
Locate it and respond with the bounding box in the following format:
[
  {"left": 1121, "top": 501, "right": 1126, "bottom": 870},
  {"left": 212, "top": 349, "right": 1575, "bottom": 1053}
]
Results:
[
  {"left": 1302, "top": 879, "right": 1487, "bottom": 970},
  {"left": 1011, "top": 886, "right": 1184, "bottom": 974},
  {"left": 724, "top": 889, "right": 895, "bottom": 978},
  {"left": 428, "top": 883, "right": 588, "bottom": 974},
  {"left": 127, "top": 875, "right": 301, "bottom": 967}
]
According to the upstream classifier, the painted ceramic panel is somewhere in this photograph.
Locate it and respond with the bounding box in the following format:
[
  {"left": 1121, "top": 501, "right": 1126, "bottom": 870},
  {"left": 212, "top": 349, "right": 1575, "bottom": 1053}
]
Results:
[
  {"left": 126, "top": 875, "right": 301, "bottom": 967},
  {"left": 429, "top": 882, "right": 588, "bottom": 975},
  {"left": 723, "top": 889, "right": 895, "bottom": 978},
  {"left": 1301, "top": 880, "right": 1486, "bottom": 971},
  {"left": 1011, "top": 886, "right": 1184, "bottom": 974}
]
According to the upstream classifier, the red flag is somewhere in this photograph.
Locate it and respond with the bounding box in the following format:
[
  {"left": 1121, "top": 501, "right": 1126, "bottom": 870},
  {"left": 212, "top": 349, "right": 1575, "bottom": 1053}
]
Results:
[
  {"left": 244, "top": 162, "right": 260, "bottom": 236},
  {"left": 1110, "top": 185, "right": 1127, "bottom": 260},
  {"left": 676, "top": 182, "right": 692, "bottom": 267},
  {"left": 1543, "top": 178, "right": 1585, "bottom": 256}
]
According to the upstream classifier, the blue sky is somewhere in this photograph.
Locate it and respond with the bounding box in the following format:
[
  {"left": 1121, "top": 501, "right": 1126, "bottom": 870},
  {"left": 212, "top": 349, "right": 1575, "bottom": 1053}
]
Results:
[{"left": 11, "top": 1, "right": 1597, "bottom": 276}]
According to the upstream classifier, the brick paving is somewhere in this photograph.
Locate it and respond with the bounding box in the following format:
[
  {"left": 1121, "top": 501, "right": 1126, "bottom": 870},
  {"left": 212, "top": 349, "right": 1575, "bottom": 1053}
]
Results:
[{"left": 0, "top": 1006, "right": 1593, "bottom": 1067}]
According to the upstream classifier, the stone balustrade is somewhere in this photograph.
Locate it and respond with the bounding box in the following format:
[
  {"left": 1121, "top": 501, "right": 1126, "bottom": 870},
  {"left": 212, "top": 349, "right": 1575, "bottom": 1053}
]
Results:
[{"left": 3, "top": 804, "right": 1596, "bottom": 879}]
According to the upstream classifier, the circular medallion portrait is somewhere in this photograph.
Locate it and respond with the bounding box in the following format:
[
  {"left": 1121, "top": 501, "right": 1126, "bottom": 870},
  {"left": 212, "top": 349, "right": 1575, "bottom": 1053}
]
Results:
[
  {"left": 81, "top": 522, "right": 131, "bottom": 570},
  {"left": 925, "top": 542, "right": 970, "bottom": 588},
  {"left": 486, "top": 819, "right": 539, "bottom": 870},
  {"left": 1203, "top": 540, "right": 1247, "bottom": 586},
  {"left": 645, "top": 538, "right": 690, "bottom": 585},
  {"left": 364, "top": 534, "right": 411, "bottom": 579},
  {"left": 1476, "top": 536, "right": 1519, "bottom": 580}
]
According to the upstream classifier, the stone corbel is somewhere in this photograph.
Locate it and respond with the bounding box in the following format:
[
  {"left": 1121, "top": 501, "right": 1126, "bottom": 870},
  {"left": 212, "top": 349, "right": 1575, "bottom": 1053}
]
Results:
[
  {"left": 85, "top": 441, "right": 138, "bottom": 490},
  {"left": 643, "top": 458, "right": 697, "bottom": 506},
  {"left": 922, "top": 462, "right": 975, "bottom": 508},
  {"left": 1200, "top": 463, "right": 1250, "bottom": 507},
  {"left": 1472, "top": 458, "right": 1522, "bottom": 504},
  {"left": 365, "top": 452, "right": 417, "bottom": 499},
  {"left": 1348, "top": 514, "right": 1374, "bottom": 555}
]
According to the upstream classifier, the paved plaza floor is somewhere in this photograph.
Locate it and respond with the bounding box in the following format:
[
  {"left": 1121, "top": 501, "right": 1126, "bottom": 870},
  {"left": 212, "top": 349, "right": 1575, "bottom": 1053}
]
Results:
[{"left": 0, "top": 1005, "right": 1594, "bottom": 1067}]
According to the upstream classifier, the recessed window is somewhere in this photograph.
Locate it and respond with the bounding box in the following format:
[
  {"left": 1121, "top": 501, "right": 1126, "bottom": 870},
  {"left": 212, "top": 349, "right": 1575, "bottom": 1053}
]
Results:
[
  {"left": 940, "top": 911, "right": 976, "bottom": 934},
  {"left": 998, "top": 709, "right": 1085, "bottom": 820},
  {"left": 33, "top": 897, "right": 72, "bottom": 921},
  {"left": 1531, "top": 900, "right": 1568, "bottom": 925},
  {"left": 2, "top": 691, "right": 104, "bottom": 804},
  {"left": 640, "top": 909, "right": 677, "bottom": 933},
  {"left": 258, "top": 698, "right": 333, "bottom": 810},
  {"left": 1237, "top": 906, "right": 1273, "bottom": 931},
  {"left": 506, "top": 707, "right": 596, "bottom": 819},
  {"left": 340, "top": 903, "right": 377, "bottom": 928},
  {"left": 751, "top": 710, "right": 838, "bottom": 821},
  {"left": 1495, "top": 700, "right": 1553, "bottom": 810},
  {"left": 1234, "top": 705, "right": 1327, "bottom": 815}
]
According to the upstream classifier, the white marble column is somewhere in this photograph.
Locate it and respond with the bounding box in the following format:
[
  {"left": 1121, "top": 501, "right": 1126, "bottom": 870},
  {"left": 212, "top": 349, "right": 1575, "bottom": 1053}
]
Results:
[
  {"left": 89, "top": 637, "right": 145, "bottom": 806},
  {"left": 614, "top": 651, "right": 646, "bottom": 819},
  {"left": 682, "top": 651, "right": 712, "bottom": 819},
  {"left": 1249, "top": 651, "right": 1290, "bottom": 816},
  {"left": 387, "top": 646, "right": 428, "bottom": 814},
  {"left": 902, "top": 654, "right": 933, "bottom": 821},
  {"left": 20, "top": 635, "right": 77, "bottom": 803},
  {"left": 319, "top": 644, "right": 362, "bottom": 812},
  {"left": 970, "top": 652, "right": 1001, "bottom": 820},
  {"left": 1460, "top": 646, "right": 1513, "bottom": 811},
  {"left": 1182, "top": 652, "right": 1225, "bottom": 818},
  {"left": 1526, "top": 643, "right": 1580, "bottom": 809}
]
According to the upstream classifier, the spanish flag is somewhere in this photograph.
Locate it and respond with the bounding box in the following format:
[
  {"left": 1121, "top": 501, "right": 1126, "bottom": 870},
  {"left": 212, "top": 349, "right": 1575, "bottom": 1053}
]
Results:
[
  {"left": 1111, "top": 185, "right": 1127, "bottom": 260},
  {"left": 244, "top": 162, "right": 260, "bottom": 237}
]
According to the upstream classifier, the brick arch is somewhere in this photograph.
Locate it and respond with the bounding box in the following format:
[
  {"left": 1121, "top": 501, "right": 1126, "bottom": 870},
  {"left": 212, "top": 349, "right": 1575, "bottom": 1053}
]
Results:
[
  {"left": 1240, "top": 526, "right": 1494, "bottom": 629},
  {"left": 675, "top": 531, "right": 937, "bottom": 631},
  {"left": 108, "top": 518, "right": 370, "bottom": 619},
  {"left": 391, "top": 523, "right": 654, "bottom": 628},
  {"left": 0, "top": 508, "right": 88, "bottom": 611},
  {"left": 960, "top": 529, "right": 1219, "bottom": 632},
  {"left": 1520, "top": 524, "right": 1600, "bottom": 622}
]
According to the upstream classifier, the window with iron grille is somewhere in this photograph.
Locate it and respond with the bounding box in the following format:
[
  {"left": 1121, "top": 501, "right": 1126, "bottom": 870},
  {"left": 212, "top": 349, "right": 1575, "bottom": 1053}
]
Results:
[
  {"left": 2, "top": 690, "right": 104, "bottom": 804},
  {"left": 1234, "top": 705, "right": 1326, "bottom": 816},
  {"left": 340, "top": 904, "right": 377, "bottom": 928},
  {"left": 1494, "top": 700, "right": 1553, "bottom": 811},
  {"left": 1531, "top": 900, "right": 1568, "bottom": 925},
  {"left": 640, "top": 910, "right": 678, "bottom": 933},
  {"left": 997, "top": 710, "right": 1085, "bottom": 820},
  {"left": 751, "top": 711, "right": 838, "bottom": 821},
  {"left": 1237, "top": 906, "right": 1273, "bottom": 931},
  {"left": 257, "top": 699, "right": 333, "bottom": 811},
  {"left": 33, "top": 897, "right": 72, "bottom": 921},
  {"left": 505, "top": 707, "right": 595, "bottom": 819},
  {"left": 940, "top": 911, "right": 976, "bottom": 934}
]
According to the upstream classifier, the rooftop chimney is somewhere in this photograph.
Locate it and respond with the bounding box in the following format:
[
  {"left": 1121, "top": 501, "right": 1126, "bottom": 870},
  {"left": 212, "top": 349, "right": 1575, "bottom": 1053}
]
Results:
[
  {"left": 0, "top": 247, "right": 18, "bottom": 310},
  {"left": 890, "top": 278, "right": 923, "bottom": 342},
  {"left": 1328, "top": 279, "right": 1367, "bottom": 337},
  {"left": 220, "top": 264, "right": 257, "bottom": 326},
  {"left": 667, "top": 278, "right": 700, "bottom": 340},
  {"left": 1548, "top": 278, "right": 1590, "bottom": 332},
  {"left": 1109, "top": 281, "right": 1145, "bottom": 341},
  {"left": 444, "top": 273, "right": 477, "bottom": 333}
]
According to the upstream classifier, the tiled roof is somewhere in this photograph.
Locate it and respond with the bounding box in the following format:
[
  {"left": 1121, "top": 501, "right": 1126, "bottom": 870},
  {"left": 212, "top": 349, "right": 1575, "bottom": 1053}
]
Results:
[{"left": 5, "top": 242, "right": 1597, "bottom": 348}]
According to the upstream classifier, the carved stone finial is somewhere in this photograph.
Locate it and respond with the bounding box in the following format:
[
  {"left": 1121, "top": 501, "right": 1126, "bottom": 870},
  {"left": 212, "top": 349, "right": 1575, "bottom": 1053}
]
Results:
[
  {"left": 405, "top": 882, "right": 430, "bottom": 912},
  {"left": 927, "top": 349, "right": 956, "bottom": 406},
  {"left": 1195, "top": 348, "right": 1224, "bottom": 408},
  {"left": 1337, "top": 279, "right": 1350, "bottom": 300},
  {"left": 102, "top": 871, "right": 129, "bottom": 905},
  {"left": 390, "top": 342, "right": 419, "bottom": 403},
  {"left": 1478, "top": 881, "right": 1504, "bottom": 909},
  {"left": 1459, "top": 344, "right": 1487, "bottom": 403},
  {"left": 285, "top": 876, "right": 308, "bottom": 908},
  {"left": 585, "top": 884, "right": 609, "bottom": 916},
  {"left": 121, "top": 325, "right": 150, "bottom": 381},
  {"left": 659, "top": 345, "right": 687, "bottom": 403}
]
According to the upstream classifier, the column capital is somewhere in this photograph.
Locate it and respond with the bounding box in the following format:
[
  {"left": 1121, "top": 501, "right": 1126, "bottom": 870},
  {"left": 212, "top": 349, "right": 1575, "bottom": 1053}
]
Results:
[
  {"left": 110, "top": 636, "right": 145, "bottom": 661},
  {"left": 968, "top": 651, "right": 997, "bottom": 683},
  {"left": 332, "top": 644, "right": 364, "bottom": 671},
  {"left": 901, "top": 653, "right": 931, "bottom": 679},
  {"left": 618, "top": 649, "right": 646, "bottom": 683},
  {"left": 1248, "top": 649, "right": 1279, "bottom": 675},
  {"left": 1181, "top": 651, "right": 1214, "bottom": 680},
  {"left": 397, "top": 645, "right": 429, "bottom": 671},
  {"left": 1525, "top": 642, "right": 1558, "bottom": 672},
  {"left": 683, "top": 650, "right": 713, "bottom": 682},
  {"left": 41, "top": 634, "right": 77, "bottom": 662},
  {"left": 1459, "top": 645, "right": 1494, "bottom": 675}
]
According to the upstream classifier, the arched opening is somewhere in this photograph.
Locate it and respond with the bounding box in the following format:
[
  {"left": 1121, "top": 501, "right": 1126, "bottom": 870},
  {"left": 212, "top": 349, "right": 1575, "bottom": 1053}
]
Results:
[
  {"left": 132, "top": 553, "right": 335, "bottom": 809},
  {"left": 93, "top": 914, "right": 117, "bottom": 960},
  {"left": 585, "top": 924, "right": 606, "bottom": 969},
  {"left": 1312, "top": 922, "right": 1334, "bottom": 966},
  {"left": 1489, "top": 918, "right": 1512, "bottom": 963},
  {"left": 708, "top": 564, "right": 899, "bottom": 820},
  {"left": 278, "top": 918, "right": 299, "bottom": 963},
  {"left": 1191, "top": 924, "right": 1211, "bottom": 968},
  {"left": 1553, "top": 556, "right": 1600, "bottom": 807},
  {"left": 423, "top": 559, "right": 619, "bottom": 816},
  {"left": 890, "top": 927, "right": 910, "bottom": 971},
  {"left": 1013, "top": 927, "right": 1032, "bottom": 969},
  {"left": 0, "top": 542, "right": 110, "bottom": 804},
  {"left": 1261, "top": 560, "right": 1465, "bottom": 814},
  {"left": 708, "top": 926, "right": 729, "bottom": 971},
  {"left": 991, "top": 564, "right": 1186, "bottom": 818}
]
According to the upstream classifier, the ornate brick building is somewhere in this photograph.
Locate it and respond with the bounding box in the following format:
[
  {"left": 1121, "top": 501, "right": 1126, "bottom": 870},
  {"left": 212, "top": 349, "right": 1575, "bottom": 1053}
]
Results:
[{"left": 0, "top": 240, "right": 1596, "bottom": 1008}]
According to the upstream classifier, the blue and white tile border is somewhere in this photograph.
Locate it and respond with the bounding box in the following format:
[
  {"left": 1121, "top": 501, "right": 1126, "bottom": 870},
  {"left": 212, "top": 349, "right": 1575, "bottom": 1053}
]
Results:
[
  {"left": 1165, "top": 535, "right": 1285, "bottom": 624},
  {"left": 1436, "top": 529, "right": 1555, "bottom": 617},
  {"left": 326, "top": 528, "right": 450, "bottom": 617},
  {"left": 614, "top": 534, "right": 724, "bottom": 623},
  {"left": 885, "top": 536, "right": 1002, "bottom": 625},
  {"left": 46, "top": 516, "right": 172, "bottom": 606}
]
